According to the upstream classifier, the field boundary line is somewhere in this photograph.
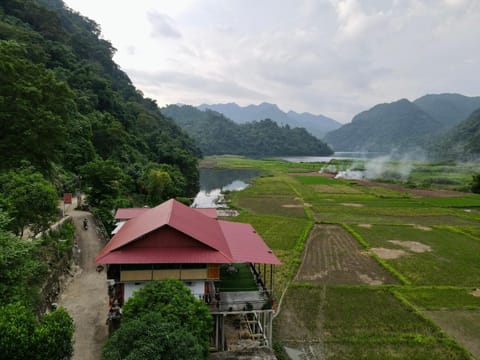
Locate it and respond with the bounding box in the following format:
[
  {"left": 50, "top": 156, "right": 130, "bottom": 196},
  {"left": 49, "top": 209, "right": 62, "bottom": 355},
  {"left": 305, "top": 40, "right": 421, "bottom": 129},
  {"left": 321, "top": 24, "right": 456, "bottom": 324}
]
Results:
[
  {"left": 284, "top": 177, "right": 314, "bottom": 220},
  {"left": 274, "top": 221, "right": 315, "bottom": 320},
  {"left": 390, "top": 289, "right": 475, "bottom": 358},
  {"left": 437, "top": 225, "right": 480, "bottom": 242},
  {"left": 342, "top": 224, "right": 411, "bottom": 285}
]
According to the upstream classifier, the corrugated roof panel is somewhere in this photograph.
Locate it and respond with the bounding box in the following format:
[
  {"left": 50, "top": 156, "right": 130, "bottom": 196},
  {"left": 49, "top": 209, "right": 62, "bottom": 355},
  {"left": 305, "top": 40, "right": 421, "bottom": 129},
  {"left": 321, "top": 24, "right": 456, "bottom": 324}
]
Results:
[
  {"left": 95, "top": 199, "right": 280, "bottom": 266},
  {"left": 219, "top": 221, "right": 281, "bottom": 265},
  {"left": 115, "top": 208, "right": 149, "bottom": 220}
]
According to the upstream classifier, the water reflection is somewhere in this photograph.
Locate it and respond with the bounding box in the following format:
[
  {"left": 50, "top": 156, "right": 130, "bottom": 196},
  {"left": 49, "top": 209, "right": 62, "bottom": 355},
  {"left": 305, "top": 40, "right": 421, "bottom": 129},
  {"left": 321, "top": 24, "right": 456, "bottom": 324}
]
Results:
[{"left": 192, "top": 169, "right": 259, "bottom": 208}]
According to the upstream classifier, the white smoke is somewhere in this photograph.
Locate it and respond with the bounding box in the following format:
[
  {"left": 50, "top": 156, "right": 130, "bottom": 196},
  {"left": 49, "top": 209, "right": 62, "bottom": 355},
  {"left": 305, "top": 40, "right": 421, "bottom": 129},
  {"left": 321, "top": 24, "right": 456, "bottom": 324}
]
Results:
[{"left": 333, "top": 149, "right": 427, "bottom": 181}]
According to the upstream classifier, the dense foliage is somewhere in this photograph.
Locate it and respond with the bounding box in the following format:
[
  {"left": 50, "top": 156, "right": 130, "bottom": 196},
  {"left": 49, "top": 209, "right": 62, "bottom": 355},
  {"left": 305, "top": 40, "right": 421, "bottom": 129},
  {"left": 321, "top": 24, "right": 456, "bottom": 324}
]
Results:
[
  {"left": 0, "top": 165, "right": 59, "bottom": 237},
  {"left": 430, "top": 108, "right": 480, "bottom": 161},
  {"left": 0, "top": 303, "right": 74, "bottom": 360},
  {"left": 0, "top": 210, "right": 75, "bottom": 358},
  {"left": 414, "top": 93, "right": 480, "bottom": 128},
  {"left": 104, "top": 280, "right": 211, "bottom": 359},
  {"left": 103, "top": 312, "right": 204, "bottom": 360},
  {"left": 0, "top": 0, "right": 201, "bottom": 228},
  {"left": 162, "top": 105, "right": 333, "bottom": 156},
  {"left": 198, "top": 102, "right": 341, "bottom": 138},
  {"left": 324, "top": 99, "right": 441, "bottom": 152}
]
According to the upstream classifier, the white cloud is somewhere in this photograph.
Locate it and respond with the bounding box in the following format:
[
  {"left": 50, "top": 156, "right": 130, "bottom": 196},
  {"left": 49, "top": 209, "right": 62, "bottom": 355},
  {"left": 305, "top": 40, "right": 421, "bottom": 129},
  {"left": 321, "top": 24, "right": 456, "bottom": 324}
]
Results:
[
  {"left": 147, "top": 11, "right": 182, "bottom": 39},
  {"left": 64, "top": 0, "right": 480, "bottom": 123}
]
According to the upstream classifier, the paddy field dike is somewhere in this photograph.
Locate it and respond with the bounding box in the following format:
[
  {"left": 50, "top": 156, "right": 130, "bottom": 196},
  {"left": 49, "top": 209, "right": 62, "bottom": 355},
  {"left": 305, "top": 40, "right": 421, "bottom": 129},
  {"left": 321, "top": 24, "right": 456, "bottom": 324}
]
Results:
[{"left": 206, "top": 156, "right": 480, "bottom": 360}]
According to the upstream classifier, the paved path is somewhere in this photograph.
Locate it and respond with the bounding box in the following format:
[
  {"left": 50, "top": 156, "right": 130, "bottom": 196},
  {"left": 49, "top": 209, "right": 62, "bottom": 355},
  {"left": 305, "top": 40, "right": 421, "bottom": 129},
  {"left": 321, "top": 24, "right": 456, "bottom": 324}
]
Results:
[{"left": 59, "top": 210, "right": 108, "bottom": 360}]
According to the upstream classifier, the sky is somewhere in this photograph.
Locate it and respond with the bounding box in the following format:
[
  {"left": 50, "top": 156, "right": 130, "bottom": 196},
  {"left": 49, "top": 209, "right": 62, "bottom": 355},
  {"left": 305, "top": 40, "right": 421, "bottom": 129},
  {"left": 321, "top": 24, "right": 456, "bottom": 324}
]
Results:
[{"left": 63, "top": 0, "right": 480, "bottom": 123}]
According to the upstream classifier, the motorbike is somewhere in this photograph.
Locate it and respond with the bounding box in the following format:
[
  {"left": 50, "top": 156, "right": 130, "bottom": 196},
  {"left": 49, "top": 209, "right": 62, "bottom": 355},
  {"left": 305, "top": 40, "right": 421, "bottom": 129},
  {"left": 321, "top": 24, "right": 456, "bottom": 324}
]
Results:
[{"left": 83, "top": 218, "right": 88, "bottom": 230}]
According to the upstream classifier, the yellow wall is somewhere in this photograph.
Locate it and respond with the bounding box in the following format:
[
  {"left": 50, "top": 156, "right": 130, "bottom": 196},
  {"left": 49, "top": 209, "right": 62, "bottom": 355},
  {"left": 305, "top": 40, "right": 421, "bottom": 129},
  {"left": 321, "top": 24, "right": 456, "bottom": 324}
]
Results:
[{"left": 120, "top": 267, "right": 210, "bottom": 281}]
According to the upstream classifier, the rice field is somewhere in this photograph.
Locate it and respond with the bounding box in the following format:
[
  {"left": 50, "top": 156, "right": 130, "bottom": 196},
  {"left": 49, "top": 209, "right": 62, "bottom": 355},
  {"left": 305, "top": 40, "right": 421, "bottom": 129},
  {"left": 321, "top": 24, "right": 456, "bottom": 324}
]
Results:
[{"left": 206, "top": 156, "right": 480, "bottom": 359}]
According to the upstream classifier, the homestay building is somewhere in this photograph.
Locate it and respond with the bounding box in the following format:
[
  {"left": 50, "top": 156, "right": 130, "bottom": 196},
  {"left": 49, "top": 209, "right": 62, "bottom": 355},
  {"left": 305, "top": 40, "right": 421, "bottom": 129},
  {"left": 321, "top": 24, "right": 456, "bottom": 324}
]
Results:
[{"left": 94, "top": 199, "right": 280, "bottom": 351}]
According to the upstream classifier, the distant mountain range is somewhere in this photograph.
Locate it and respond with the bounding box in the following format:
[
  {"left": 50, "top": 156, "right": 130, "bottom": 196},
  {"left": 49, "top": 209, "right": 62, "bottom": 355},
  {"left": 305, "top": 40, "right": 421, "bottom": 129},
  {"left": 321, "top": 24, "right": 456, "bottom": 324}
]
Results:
[
  {"left": 323, "top": 93, "right": 480, "bottom": 156},
  {"left": 161, "top": 105, "right": 333, "bottom": 157},
  {"left": 197, "top": 102, "right": 341, "bottom": 139}
]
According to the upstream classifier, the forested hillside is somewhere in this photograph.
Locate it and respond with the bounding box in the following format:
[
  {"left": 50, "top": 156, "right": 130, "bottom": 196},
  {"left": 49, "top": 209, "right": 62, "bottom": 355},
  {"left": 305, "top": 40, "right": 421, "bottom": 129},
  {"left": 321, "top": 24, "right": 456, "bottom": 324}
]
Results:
[
  {"left": 198, "top": 102, "right": 341, "bottom": 138},
  {"left": 323, "top": 99, "right": 441, "bottom": 152},
  {"left": 0, "top": 0, "right": 201, "bottom": 231},
  {"left": 162, "top": 105, "right": 333, "bottom": 156},
  {"left": 414, "top": 93, "right": 480, "bottom": 128},
  {"left": 430, "top": 108, "right": 480, "bottom": 160}
]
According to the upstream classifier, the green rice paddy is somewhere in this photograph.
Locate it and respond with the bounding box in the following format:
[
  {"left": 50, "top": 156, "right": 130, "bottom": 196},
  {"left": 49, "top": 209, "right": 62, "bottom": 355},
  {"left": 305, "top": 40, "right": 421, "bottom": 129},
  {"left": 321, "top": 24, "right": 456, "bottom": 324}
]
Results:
[{"left": 204, "top": 155, "right": 480, "bottom": 359}]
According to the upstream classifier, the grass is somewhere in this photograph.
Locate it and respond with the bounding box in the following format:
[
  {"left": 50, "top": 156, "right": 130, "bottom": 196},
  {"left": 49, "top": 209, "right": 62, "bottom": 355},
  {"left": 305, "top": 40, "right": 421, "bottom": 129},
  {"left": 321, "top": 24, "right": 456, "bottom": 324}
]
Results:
[
  {"left": 293, "top": 175, "right": 342, "bottom": 185},
  {"left": 205, "top": 156, "right": 480, "bottom": 358},
  {"left": 232, "top": 213, "right": 313, "bottom": 298},
  {"left": 218, "top": 263, "right": 258, "bottom": 292},
  {"left": 351, "top": 225, "right": 480, "bottom": 286},
  {"left": 394, "top": 287, "right": 480, "bottom": 310},
  {"left": 276, "top": 285, "right": 471, "bottom": 359}
]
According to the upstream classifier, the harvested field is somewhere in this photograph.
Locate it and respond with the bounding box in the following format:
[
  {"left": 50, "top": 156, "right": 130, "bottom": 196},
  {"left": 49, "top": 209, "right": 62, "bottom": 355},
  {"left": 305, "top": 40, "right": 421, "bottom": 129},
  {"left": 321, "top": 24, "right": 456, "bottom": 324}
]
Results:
[
  {"left": 414, "top": 224, "right": 433, "bottom": 231},
  {"left": 389, "top": 240, "right": 431, "bottom": 253},
  {"left": 339, "top": 202, "right": 364, "bottom": 207},
  {"left": 370, "top": 247, "right": 407, "bottom": 259},
  {"left": 295, "top": 225, "right": 398, "bottom": 285},
  {"left": 424, "top": 310, "right": 480, "bottom": 359}
]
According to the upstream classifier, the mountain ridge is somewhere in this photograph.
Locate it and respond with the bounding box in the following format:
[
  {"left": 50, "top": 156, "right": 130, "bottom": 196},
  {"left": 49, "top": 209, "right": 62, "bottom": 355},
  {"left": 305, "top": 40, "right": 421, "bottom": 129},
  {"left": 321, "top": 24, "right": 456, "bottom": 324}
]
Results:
[
  {"left": 197, "top": 102, "right": 341, "bottom": 139},
  {"left": 162, "top": 104, "right": 333, "bottom": 157}
]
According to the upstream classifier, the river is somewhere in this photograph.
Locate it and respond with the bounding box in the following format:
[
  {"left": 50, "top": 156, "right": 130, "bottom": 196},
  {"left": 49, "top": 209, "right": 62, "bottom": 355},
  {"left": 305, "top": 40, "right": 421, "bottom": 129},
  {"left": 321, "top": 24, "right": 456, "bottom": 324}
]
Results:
[{"left": 192, "top": 168, "right": 259, "bottom": 208}]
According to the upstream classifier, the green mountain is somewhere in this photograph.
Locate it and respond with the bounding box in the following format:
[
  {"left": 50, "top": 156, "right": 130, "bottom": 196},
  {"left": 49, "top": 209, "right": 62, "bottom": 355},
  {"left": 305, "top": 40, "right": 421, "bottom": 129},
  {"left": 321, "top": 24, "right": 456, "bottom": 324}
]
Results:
[
  {"left": 198, "top": 102, "right": 341, "bottom": 138},
  {"left": 0, "top": 0, "right": 200, "bottom": 199},
  {"left": 414, "top": 93, "right": 480, "bottom": 128},
  {"left": 323, "top": 99, "right": 440, "bottom": 152},
  {"left": 162, "top": 105, "right": 333, "bottom": 156},
  {"left": 430, "top": 108, "right": 480, "bottom": 160}
]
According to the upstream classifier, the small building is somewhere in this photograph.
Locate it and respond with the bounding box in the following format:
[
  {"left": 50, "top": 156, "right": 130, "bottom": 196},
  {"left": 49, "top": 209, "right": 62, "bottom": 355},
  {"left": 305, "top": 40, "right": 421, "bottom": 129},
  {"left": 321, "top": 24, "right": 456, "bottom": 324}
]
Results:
[{"left": 95, "top": 198, "right": 280, "bottom": 350}]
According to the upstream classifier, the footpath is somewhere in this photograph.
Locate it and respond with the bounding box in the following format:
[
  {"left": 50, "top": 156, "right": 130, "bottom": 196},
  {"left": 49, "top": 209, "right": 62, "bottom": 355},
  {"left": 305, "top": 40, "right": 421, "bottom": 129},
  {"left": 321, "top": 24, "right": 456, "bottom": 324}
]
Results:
[{"left": 58, "top": 206, "right": 108, "bottom": 360}]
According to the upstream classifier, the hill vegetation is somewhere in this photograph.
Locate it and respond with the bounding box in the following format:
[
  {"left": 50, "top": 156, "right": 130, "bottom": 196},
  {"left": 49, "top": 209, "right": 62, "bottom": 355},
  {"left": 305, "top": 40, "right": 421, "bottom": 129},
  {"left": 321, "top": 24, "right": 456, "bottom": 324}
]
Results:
[
  {"left": 414, "top": 93, "right": 480, "bottom": 128},
  {"left": 430, "top": 108, "right": 480, "bottom": 161},
  {"left": 323, "top": 99, "right": 440, "bottom": 152},
  {"left": 0, "top": 0, "right": 201, "bottom": 229},
  {"left": 323, "top": 94, "right": 480, "bottom": 157},
  {"left": 162, "top": 105, "right": 333, "bottom": 156},
  {"left": 198, "top": 102, "right": 341, "bottom": 138},
  {"left": 0, "top": 1, "right": 201, "bottom": 357}
]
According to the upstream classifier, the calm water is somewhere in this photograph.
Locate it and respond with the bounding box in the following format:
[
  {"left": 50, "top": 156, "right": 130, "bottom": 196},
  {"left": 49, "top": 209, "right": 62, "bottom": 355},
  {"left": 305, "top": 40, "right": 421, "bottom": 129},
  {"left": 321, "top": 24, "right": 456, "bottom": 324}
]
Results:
[
  {"left": 280, "top": 152, "right": 386, "bottom": 163},
  {"left": 192, "top": 168, "right": 259, "bottom": 208}
]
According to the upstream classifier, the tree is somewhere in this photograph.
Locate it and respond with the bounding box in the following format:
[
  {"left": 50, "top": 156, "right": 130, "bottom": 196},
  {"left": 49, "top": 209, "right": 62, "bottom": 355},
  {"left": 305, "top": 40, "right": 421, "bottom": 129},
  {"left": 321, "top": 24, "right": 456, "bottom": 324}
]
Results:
[
  {"left": 141, "top": 168, "right": 174, "bottom": 205},
  {"left": 0, "top": 165, "right": 59, "bottom": 237},
  {"left": 122, "top": 280, "right": 212, "bottom": 356},
  {"left": 34, "top": 308, "right": 74, "bottom": 360},
  {"left": 103, "top": 312, "right": 204, "bottom": 360},
  {"left": 0, "top": 210, "right": 46, "bottom": 306},
  {"left": 472, "top": 174, "right": 480, "bottom": 194},
  {"left": 138, "top": 163, "right": 187, "bottom": 206},
  {"left": 0, "top": 40, "right": 74, "bottom": 173},
  {"left": 80, "top": 159, "right": 127, "bottom": 208},
  {"left": 0, "top": 302, "right": 36, "bottom": 359},
  {"left": 0, "top": 303, "right": 74, "bottom": 360}
]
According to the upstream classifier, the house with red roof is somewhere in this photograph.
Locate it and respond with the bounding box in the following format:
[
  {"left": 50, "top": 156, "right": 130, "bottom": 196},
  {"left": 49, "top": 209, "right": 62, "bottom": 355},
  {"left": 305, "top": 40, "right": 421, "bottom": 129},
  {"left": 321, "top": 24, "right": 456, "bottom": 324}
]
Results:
[{"left": 95, "top": 198, "right": 280, "bottom": 350}]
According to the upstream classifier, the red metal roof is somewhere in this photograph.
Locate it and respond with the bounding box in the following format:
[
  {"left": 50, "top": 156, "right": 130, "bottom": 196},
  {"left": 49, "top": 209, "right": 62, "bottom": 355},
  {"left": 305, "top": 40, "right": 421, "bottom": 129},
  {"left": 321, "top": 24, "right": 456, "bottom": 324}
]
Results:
[
  {"left": 95, "top": 199, "right": 280, "bottom": 265},
  {"left": 115, "top": 208, "right": 149, "bottom": 220},
  {"left": 192, "top": 208, "right": 218, "bottom": 219},
  {"left": 219, "top": 221, "right": 281, "bottom": 265},
  {"left": 115, "top": 207, "right": 217, "bottom": 220}
]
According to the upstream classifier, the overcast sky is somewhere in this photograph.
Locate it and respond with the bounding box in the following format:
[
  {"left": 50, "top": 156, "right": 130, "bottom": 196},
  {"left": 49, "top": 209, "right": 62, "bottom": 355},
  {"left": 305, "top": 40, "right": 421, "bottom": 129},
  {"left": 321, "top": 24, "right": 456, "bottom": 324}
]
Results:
[{"left": 63, "top": 0, "right": 480, "bottom": 123}]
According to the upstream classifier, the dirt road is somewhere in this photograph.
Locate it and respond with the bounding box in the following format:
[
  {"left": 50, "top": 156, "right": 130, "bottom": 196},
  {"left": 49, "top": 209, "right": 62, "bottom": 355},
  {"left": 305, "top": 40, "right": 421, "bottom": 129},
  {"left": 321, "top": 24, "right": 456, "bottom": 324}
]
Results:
[{"left": 59, "top": 211, "right": 108, "bottom": 360}]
